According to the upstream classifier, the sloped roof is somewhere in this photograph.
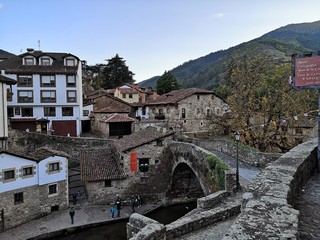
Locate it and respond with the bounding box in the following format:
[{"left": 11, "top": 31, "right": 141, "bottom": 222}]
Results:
[
  {"left": 0, "top": 147, "right": 69, "bottom": 162},
  {"left": 80, "top": 148, "right": 126, "bottom": 181},
  {"left": 0, "top": 49, "right": 16, "bottom": 59},
  {"left": 114, "top": 128, "right": 175, "bottom": 152},
  {"left": 145, "top": 88, "right": 215, "bottom": 106},
  {"left": 0, "top": 75, "right": 16, "bottom": 84},
  {"left": 0, "top": 51, "right": 79, "bottom": 74},
  {"left": 94, "top": 106, "right": 130, "bottom": 113},
  {"left": 103, "top": 113, "right": 135, "bottom": 123}
]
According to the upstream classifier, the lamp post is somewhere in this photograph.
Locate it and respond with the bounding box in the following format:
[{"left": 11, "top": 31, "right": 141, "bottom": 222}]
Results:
[{"left": 234, "top": 131, "right": 240, "bottom": 191}]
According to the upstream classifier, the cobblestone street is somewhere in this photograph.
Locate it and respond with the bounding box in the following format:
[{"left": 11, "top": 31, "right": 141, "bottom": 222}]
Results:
[{"left": 296, "top": 172, "right": 320, "bottom": 239}]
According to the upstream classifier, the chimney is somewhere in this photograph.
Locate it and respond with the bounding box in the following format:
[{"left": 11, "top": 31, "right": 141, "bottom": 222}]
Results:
[{"left": 26, "top": 48, "right": 34, "bottom": 53}]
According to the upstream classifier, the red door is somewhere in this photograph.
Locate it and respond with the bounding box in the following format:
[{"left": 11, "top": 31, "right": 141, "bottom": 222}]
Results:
[{"left": 52, "top": 120, "right": 77, "bottom": 136}]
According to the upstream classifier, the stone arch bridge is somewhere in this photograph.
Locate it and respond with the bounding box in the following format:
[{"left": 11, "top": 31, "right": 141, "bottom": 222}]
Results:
[{"left": 165, "top": 142, "right": 230, "bottom": 203}]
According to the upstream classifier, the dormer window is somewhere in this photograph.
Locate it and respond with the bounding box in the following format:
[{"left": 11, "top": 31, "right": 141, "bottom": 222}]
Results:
[
  {"left": 41, "top": 57, "right": 51, "bottom": 65},
  {"left": 66, "top": 59, "right": 75, "bottom": 66},
  {"left": 25, "top": 57, "right": 34, "bottom": 65}
]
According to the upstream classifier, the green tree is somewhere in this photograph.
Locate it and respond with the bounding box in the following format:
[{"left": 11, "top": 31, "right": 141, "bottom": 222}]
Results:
[
  {"left": 156, "top": 71, "right": 180, "bottom": 95},
  {"left": 102, "top": 54, "right": 135, "bottom": 89}
]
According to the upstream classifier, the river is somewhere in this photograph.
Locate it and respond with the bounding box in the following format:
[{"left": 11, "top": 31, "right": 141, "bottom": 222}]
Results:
[{"left": 51, "top": 201, "right": 197, "bottom": 240}]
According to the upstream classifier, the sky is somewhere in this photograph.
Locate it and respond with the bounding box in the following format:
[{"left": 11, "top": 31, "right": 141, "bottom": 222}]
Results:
[{"left": 0, "top": 1, "right": 320, "bottom": 83}]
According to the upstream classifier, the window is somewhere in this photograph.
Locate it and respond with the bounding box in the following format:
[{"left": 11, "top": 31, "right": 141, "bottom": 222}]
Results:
[
  {"left": 206, "top": 109, "right": 211, "bottom": 116},
  {"left": 14, "top": 107, "right": 21, "bottom": 116},
  {"left": 41, "top": 75, "right": 55, "bottom": 87},
  {"left": 83, "top": 110, "right": 89, "bottom": 116},
  {"left": 41, "top": 90, "right": 56, "bottom": 103},
  {"left": 49, "top": 162, "right": 60, "bottom": 172},
  {"left": 66, "top": 75, "right": 76, "bottom": 87},
  {"left": 21, "top": 108, "right": 33, "bottom": 117},
  {"left": 4, "top": 169, "right": 15, "bottom": 180},
  {"left": 25, "top": 57, "right": 34, "bottom": 65},
  {"left": 67, "top": 90, "right": 76, "bottom": 102},
  {"left": 41, "top": 57, "right": 50, "bottom": 65},
  {"left": 62, "top": 107, "right": 73, "bottom": 116},
  {"left": 17, "top": 75, "right": 33, "bottom": 87},
  {"left": 7, "top": 107, "right": 13, "bottom": 117},
  {"left": 22, "top": 167, "right": 33, "bottom": 176},
  {"left": 66, "top": 59, "right": 75, "bottom": 66},
  {"left": 44, "top": 107, "right": 56, "bottom": 117},
  {"left": 49, "top": 184, "right": 57, "bottom": 195},
  {"left": 7, "top": 88, "right": 12, "bottom": 101},
  {"left": 129, "top": 94, "right": 133, "bottom": 99},
  {"left": 139, "top": 158, "right": 149, "bottom": 173},
  {"left": 122, "top": 93, "right": 126, "bottom": 98},
  {"left": 14, "top": 192, "right": 23, "bottom": 205},
  {"left": 18, "top": 90, "right": 33, "bottom": 103},
  {"left": 105, "top": 180, "right": 112, "bottom": 187},
  {"left": 142, "top": 107, "right": 146, "bottom": 115},
  {"left": 181, "top": 108, "right": 186, "bottom": 119},
  {"left": 156, "top": 140, "right": 163, "bottom": 146},
  {"left": 197, "top": 95, "right": 200, "bottom": 100}
]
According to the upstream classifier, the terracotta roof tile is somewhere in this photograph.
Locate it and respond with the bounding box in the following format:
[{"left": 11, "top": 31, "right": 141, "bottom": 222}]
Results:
[
  {"left": 114, "top": 128, "right": 175, "bottom": 152},
  {"left": 80, "top": 148, "right": 125, "bottom": 181},
  {"left": 103, "top": 113, "right": 135, "bottom": 123},
  {"left": 146, "top": 88, "right": 215, "bottom": 105}
]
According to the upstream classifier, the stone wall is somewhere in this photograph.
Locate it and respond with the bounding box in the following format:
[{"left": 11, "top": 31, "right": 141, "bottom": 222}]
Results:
[
  {"left": 0, "top": 180, "right": 68, "bottom": 230},
  {"left": 223, "top": 138, "right": 317, "bottom": 239},
  {"left": 197, "top": 190, "right": 230, "bottom": 210},
  {"left": 8, "top": 130, "right": 114, "bottom": 167},
  {"left": 190, "top": 138, "right": 282, "bottom": 167}
]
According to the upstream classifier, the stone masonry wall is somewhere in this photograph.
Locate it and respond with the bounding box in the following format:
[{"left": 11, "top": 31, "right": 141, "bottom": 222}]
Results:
[
  {"left": 0, "top": 180, "right": 68, "bottom": 230},
  {"left": 8, "top": 130, "right": 114, "bottom": 167},
  {"left": 190, "top": 138, "right": 282, "bottom": 167},
  {"left": 223, "top": 138, "right": 317, "bottom": 239}
]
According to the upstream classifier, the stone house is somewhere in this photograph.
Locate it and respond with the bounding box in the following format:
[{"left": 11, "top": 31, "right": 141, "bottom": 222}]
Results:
[
  {"left": 84, "top": 92, "right": 136, "bottom": 137},
  {"left": 80, "top": 128, "right": 175, "bottom": 204},
  {"left": 0, "top": 147, "right": 69, "bottom": 230},
  {"left": 80, "top": 147, "right": 126, "bottom": 204},
  {"left": 137, "top": 88, "right": 228, "bottom": 133}
]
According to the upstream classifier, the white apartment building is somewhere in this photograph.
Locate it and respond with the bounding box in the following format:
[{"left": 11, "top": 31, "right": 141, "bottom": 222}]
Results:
[{"left": 0, "top": 49, "right": 83, "bottom": 136}]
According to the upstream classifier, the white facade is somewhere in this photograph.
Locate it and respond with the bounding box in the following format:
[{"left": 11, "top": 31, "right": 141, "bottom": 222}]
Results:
[
  {"left": 0, "top": 152, "right": 68, "bottom": 193},
  {"left": 0, "top": 81, "right": 8, "bottom": 139},
  {"left": 0, "top": 51, "right": 83, "bottom": 136}
]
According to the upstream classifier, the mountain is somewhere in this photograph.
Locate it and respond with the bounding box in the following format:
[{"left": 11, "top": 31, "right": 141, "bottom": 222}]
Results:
[{"left": 139, "top": 20, "right": 320, "bottom": 90}]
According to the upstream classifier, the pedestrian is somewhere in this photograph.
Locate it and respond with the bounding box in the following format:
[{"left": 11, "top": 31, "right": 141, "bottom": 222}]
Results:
[
  {"left": 110, "top": 206, "right": 115, "bottom": 218},
  {"left": 116, "top": 196, "right": 122, "bottom": 217},
  {"left": 69, "top": 206, "right": 75, "bottom": 224},
  {"left": 137, "top": 195, "right": 142, "bottom": 207},
  {"left": 130, "top": 195, "right": 135, "bottom": 213}
]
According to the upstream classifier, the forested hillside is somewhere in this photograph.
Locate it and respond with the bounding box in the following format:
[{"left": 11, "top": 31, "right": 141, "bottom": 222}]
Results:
[{"left": 139, "top": 20, "right": 320, "bottom": 90}]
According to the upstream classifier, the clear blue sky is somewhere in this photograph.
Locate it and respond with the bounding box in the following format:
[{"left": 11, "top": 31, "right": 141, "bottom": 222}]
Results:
[{"left": 0, "top": 0, "right": 319, "bottom": 82}]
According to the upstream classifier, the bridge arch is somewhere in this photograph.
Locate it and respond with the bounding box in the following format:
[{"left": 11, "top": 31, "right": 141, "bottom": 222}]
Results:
[{"left": 166, "top": 142, "right": 223, "bottom": 201}]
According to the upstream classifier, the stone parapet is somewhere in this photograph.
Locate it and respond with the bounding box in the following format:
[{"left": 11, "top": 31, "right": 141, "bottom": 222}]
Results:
[
  {"left": 223, "top": 138, "right": 317, "bottom": 239},
  {"left": 197, "top": 190, "right": 230, "bottom": 210},
  {"left": 190, "top": 138, "right": 281, "bottom": 167},
  {"left": 127, "top": 213, "right": 165, "bottom": 240}
]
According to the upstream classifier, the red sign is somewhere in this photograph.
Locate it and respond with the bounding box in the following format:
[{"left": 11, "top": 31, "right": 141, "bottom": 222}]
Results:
[
  {"left": 130, "top": 152, "right": 137, "bottom": 172},
  {"left": 295, "top": 56, "right": 320, "bottom": 87}
]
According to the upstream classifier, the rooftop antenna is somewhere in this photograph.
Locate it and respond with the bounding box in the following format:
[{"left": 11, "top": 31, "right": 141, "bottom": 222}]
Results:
[{"left": 38, "top": 40, "right": 41, "bottom": 50}]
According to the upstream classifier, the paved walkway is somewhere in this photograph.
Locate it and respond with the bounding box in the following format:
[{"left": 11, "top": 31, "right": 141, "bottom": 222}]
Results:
[{"left": 0, "top": 203, "right": 158, "bottom": 240}]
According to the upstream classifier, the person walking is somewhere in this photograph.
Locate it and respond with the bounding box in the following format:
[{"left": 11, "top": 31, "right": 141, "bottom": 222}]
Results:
[
  {"left": 110, "top": 206, "right": 115, "bottom": 218},
  {"left": 116, "top": 196, "right": 122, "bottom": 218},
  {"left": 69, "top": 206, "right": 75, "bottom": 224},
  {"left": 130, "top": 195, "right": 135, "bottom": 213}
]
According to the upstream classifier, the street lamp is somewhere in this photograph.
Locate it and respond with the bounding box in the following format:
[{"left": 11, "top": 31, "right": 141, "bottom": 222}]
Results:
[{"left": 234, "top": 131, "right": 240, "bottom": 191}]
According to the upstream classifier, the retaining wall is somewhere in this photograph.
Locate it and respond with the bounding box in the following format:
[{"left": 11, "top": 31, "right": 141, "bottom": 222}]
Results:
[{"left": 223, "top": 138, "right": 317, "bottom": 239}]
